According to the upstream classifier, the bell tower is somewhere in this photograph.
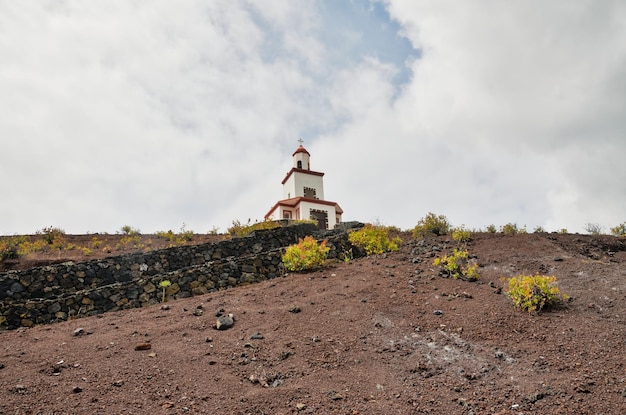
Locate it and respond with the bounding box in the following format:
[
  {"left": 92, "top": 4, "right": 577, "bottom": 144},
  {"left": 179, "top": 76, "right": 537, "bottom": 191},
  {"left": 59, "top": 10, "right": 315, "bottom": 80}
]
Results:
[
  {"left": 265, "top": 140, "right": 343, "bottom": 230},
  {"left": 293, "top": 138, "right": 310, "bottom": 170}
]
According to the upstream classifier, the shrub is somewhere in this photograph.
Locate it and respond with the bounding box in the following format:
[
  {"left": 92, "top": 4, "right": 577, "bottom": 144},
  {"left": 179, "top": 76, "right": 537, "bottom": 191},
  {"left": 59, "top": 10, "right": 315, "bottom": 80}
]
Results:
[
  {"left": 282, "top": 236, "right": 330, "bottom": 272},
  {"left": 120, "top": 225, "right": 141, "bottom": 235},
  {"left": 584, "top": 222, "right": 603, "bottom": 235},
  {"left": 348, "top": 224, "right": 401, "bottom": 255},
  {"left": 38, "top": 226, "right": 66, "bottom": 245},
  {"left": 159, "top": 280, "right": 171, "bottom": 303},
  {"left": 611, "top": 222, "right": 626, "bottom": 236},
  {"left": 412, "top": 212, "right": 450, "bottom": 237},
  {"left": 177, "top": 223, "right": 194, "bottom": 242},
  {"left": 451, "top": 227, "right": 472, "bottom": 242},
  {"left": 155, "top": 230, "right": 175, "bottom": 241},
  {"left": 485, "top": 224, "right": 497, "bottom": 233},
  {"left": 558, "top": 228, "right": 568, "bottom": 234},
  {"left": 433, "top": 248, "right": 479, "bottom": 281},
  {"left": 0, "top": 240, "right": 19, "bottom": 261},
  {"left": 500, "top": 223, "right": 521, "bottom": 235},
  {"left": 533, "top": 226, "right": 545, "bottom": 233},
  {"left": 156, "top": 224, "right": 195, "bottom": 245},
  {"left": 228, "top": 219, "right": 281, "bottom": 237},
  {"left": 505, "top": 274, "right": 569, "bottom": 313},
  {"left": 117, "top": 234, "right": 143, "bottom": 249}
]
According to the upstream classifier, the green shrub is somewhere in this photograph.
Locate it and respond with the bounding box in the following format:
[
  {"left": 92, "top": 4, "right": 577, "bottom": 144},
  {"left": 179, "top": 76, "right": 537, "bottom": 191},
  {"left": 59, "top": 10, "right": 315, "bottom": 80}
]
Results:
[
  {"left": 159, "top": 280, "right": 172, "bottom": 303},
  {"left": 433, "top": 248, "right": 479, "bottom": 281},
  {"left": 0, "top": 240, "right": 19, "bottom": 261},
  {"left": 500, "top": 223, "right": 523, "bottom": 235},
  {"left": 228, "top": 219, "right": 281, "bottom": 237},
  {"left": 38, "top": 226, "right": 66, "bottom": 245},
  {"left": 120, "top": 225, "right": 140, "bottom": 235},
  {"left": 533, "top": 226, "right": 545, "bottom": 233},
  {"left": 451, "top": 227, "right": 472, "bottom": 242},
  {"left": 610, "top": 222, "right": 626, "bottom": 236},
  {"left": 282, "top": 236, "right": 330, "bottom": 272},
  {"left": 157, "top": 224, "right": 195, "bottom": 245},
  {"left": 558, "top": 228, "right": 568, "bottom": 234},
  {"left": 348, "top": 224, "right": 401, "bottom": 255},
  {"left": 155, "top": 230, "right": 175, "bottom": 241},
  {"left": 505, "top": 274, "right": 569, "bottom": 313},
  {"left": 412, "top": 212, "right": 450, "bottom": 237},
  {"left": 485, "top": 224, "right": 497, "bottom": 233}
]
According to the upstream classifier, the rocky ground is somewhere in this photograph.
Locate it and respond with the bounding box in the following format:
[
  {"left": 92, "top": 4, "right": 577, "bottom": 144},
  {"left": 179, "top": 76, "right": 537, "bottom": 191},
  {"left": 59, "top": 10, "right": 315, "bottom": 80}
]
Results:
[{"left": 1, "top": 232, "right": 626, "bottom": 414}]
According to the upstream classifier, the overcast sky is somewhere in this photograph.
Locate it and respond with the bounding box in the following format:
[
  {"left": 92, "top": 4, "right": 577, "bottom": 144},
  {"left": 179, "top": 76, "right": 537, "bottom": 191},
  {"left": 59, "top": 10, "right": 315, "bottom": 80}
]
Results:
[{"left": 1, "top": 0, "right": 625, "bottom": 235}]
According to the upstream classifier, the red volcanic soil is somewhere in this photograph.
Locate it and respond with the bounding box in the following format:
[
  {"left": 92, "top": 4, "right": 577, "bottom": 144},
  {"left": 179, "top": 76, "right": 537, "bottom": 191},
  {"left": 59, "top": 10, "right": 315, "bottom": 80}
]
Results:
[
  {"left": 0, "top": 233, "right": 227, "bottom": 272},
  {"left": 1, "top": 232, "right": 626, "bottom": 414}
]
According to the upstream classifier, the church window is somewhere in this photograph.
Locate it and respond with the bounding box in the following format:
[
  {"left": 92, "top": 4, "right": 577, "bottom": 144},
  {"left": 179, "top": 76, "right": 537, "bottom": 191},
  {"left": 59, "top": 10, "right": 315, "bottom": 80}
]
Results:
[{"left": 304, "top": 187, "right": 317, "bottom": 199}]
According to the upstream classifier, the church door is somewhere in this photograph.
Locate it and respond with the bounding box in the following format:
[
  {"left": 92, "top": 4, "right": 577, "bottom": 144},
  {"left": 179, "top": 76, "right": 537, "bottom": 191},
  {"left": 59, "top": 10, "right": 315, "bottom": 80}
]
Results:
[{"left": 310, "top": 210, "right": 328, "bottom": 230}]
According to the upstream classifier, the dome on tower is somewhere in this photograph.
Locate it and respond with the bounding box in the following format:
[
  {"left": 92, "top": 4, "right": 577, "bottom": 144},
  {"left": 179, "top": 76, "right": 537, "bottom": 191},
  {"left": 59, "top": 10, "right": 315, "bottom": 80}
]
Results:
[{"left": 292, "top": 145, "right": 310, "bottom": 156}]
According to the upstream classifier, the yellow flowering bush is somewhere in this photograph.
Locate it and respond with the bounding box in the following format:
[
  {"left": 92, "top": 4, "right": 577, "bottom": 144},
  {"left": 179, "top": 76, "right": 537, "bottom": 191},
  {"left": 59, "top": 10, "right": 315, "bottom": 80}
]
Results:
[
  {"left": 348, "top": 224, "right": 401, "bottom": 255},
  {"left": 412, "top": 212, "right": 450, "bottom": 237},
  {"left": 282, "top": 236, "right": 330, "bottom": 272},
  {"left": 433, "top": 248, "right": 480, "bottom": 281},
  {"left": 451, "top": 227, "right": 472, "bottom": 242},
  {"left": 505, "top": 274, "right": 569, "bottom": 313}
]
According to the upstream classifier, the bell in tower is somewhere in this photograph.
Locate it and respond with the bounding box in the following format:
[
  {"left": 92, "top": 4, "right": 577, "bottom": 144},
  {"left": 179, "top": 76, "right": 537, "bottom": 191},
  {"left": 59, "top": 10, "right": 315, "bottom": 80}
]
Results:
[{"left": 293, "top": 138, "right": 310, "bottom": 170}]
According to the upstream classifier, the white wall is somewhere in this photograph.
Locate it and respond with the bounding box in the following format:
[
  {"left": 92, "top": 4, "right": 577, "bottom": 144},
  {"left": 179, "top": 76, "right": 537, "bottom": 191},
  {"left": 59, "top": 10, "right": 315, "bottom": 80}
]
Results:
[{"left": 283, "top": 171, "right": 325, "bottom": 200}]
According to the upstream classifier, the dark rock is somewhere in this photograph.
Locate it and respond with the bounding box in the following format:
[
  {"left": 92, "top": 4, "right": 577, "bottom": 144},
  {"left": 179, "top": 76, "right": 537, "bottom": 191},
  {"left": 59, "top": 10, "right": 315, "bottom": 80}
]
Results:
[
  {"left": 250, "top": 332, "right": 264, "bottom": 340},
  {"left": 10, "top": 282, "right": 24, "bottom": 293},
  {"left": 215, "top": 314, "right": 234, "bottom": 330},
  {"left": 72, "top": 386, "right": 83, "bottom": 393},
  {"left": 47, "top": 302, "right": 62, "bottom": 314},
  {"left": 134, "top": 343, "right": 152, "bottom": 351},
  {"left": 433, "top": 310, "right": 444, "bottom": 316}
]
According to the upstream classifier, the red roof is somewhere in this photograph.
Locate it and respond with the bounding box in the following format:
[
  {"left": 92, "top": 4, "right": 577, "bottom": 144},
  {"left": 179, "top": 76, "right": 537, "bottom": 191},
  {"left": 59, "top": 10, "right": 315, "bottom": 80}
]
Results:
[
  {"left": 265, "top": 196, "right": 343, "bottom": 219},
  {"left": 292, "top": 145, "right": 310, "bottom": 156},
  {"left": 281, "top": 168, "right": 324, "bottom": 185}
]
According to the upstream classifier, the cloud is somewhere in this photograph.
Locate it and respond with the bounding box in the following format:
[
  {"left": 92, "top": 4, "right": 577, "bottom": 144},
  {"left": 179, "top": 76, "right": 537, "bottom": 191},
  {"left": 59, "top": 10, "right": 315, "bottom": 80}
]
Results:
[
  {"left": 0, "top": 0, "right": 624, "bottom": 235},
  {"left": 0, "top": 1, "right": 327, "bottom": 233},
  {"left": 343, "top": 0, "right": 626, "bottom": 231}
]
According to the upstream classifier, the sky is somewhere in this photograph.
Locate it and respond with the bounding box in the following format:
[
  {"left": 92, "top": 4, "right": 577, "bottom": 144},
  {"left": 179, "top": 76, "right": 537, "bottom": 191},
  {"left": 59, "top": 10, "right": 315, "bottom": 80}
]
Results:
[{"left": 1, "top": 0, "right": 625, "bottom": 235}]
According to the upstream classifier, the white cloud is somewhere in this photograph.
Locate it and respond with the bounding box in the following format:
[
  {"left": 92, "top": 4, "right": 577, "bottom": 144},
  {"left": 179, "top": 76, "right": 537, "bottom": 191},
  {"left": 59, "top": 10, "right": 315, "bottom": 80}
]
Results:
[{"left": 0, "top": 0, "right": 624, "bottom": 235}]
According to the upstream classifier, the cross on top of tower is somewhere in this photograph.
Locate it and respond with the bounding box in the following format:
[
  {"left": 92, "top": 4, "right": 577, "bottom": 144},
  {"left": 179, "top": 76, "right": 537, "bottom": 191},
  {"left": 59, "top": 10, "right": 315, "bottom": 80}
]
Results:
[{"left": 298, "top": 138, "right": 304, "bottom": 146}]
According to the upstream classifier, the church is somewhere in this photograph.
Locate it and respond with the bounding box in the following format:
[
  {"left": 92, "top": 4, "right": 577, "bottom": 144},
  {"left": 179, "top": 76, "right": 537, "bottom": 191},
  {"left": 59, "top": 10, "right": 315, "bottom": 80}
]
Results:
[{"left": 265, "top": 142, "right": 343, "bottom": 230}]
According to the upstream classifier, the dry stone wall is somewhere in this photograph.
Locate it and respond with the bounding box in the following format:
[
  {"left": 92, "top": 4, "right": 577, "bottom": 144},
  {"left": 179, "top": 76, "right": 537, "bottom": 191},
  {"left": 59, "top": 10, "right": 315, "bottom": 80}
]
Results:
[{"left": 0, "top": 222, "right": 362, "bottom": 330}]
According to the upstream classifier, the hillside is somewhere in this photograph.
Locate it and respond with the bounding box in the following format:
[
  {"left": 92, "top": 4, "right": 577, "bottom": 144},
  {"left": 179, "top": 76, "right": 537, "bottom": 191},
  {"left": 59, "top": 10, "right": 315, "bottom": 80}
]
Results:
[
  {"left": 0, "top": 232, "right": 228, "bottom": 272},
  {"left": 1, "top": 232, "right": 625, "bottom": 414}
]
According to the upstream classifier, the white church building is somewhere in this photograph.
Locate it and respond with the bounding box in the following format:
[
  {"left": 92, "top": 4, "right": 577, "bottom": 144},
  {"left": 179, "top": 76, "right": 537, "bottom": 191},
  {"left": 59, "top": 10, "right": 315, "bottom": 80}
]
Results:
[{"left": 265, "top": 142, "right": 343, "bottom": 230}]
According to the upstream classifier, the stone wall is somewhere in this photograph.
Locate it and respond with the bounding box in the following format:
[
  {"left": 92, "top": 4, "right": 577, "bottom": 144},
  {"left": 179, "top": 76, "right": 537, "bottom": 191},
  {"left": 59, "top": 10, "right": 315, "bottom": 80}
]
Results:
[{"left": 0, "top": 223, "right": 361, "bottom": 330}]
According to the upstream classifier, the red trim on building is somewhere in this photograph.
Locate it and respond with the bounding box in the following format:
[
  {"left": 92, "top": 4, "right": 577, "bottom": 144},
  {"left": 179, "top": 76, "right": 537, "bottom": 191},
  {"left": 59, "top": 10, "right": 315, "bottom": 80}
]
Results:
[
  {"left": 264, "top": 196, "right": 343, "bottom": 219},
  {"left": 281, "top": 168, "right": 324, "bottom": 185},
  {"left": 292, "top": 145, "right": 310, "bottom": 156}
]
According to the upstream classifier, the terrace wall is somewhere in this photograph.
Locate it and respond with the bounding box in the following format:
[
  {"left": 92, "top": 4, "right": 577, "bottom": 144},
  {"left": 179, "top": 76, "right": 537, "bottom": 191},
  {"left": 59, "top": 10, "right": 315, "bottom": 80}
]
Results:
[{"left": 0, "top": 223, "right": 362, "bottom": 330}]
